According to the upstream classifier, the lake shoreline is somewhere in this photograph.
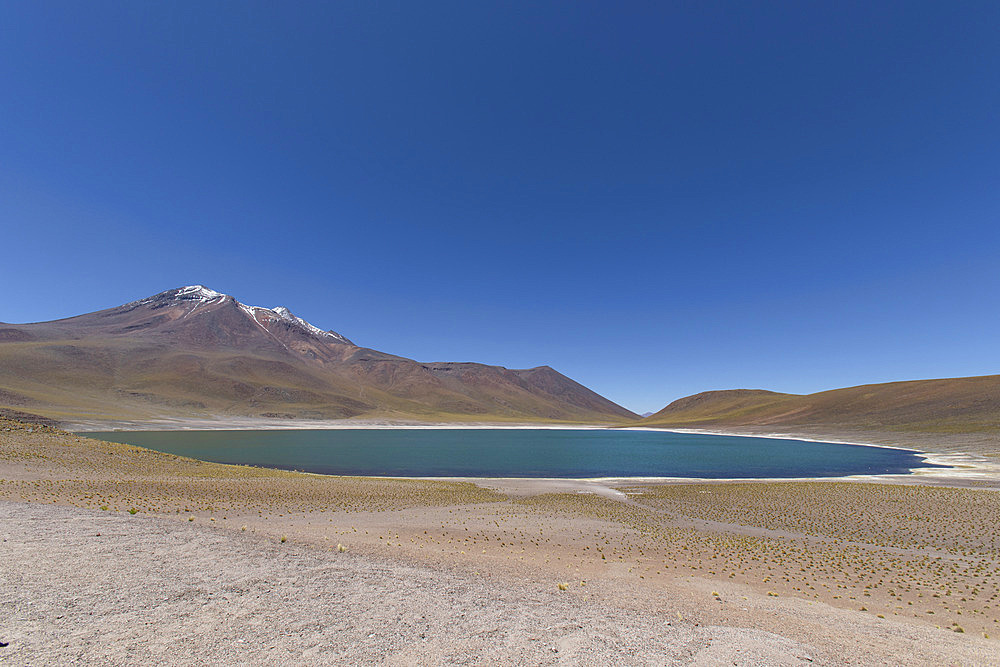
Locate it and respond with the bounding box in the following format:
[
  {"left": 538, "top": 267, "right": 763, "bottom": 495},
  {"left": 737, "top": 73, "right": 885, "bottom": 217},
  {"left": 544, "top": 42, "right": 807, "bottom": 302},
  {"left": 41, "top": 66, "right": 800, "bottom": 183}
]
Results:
[
  {"left": 66, "top": 416, "right": 1000, "bottom": 480},
  {"left": 67, "top": 416, "right": 626, "bottom": 432},
  {"left": 73, "top": 416, "right": 1000, "bottom": 486},
  {"left": 628, "top": 427, "right": 1000, "bottom": 488},
  {"left": 84, "top": 426, "right": 945, "bottom": 485}
]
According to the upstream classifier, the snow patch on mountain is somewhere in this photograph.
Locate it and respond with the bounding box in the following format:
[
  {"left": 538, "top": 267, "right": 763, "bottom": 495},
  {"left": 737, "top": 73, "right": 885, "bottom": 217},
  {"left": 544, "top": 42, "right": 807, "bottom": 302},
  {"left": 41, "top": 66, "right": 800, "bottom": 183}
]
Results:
[
  {"left": 176, "top": 285, "right": 225, "bottom": 301},
  {"left": 236, "top": 302, "right": 268, "bottom": 327},
  {"left": 235, "top": 297, "right": 351, "bottom": 345},
  {"left": 270, "top": 306, "right": 351, "bottom": 344},
  {"left": 125, "top": 284, "right": 225, "bottom": 309}
]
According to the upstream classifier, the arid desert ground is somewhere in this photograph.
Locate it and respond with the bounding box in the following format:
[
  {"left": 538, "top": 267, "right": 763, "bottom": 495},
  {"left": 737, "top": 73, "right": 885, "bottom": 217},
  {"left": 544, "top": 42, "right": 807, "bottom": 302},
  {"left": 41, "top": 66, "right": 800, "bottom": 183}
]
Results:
[{"left": 2, "top": 418, "right": 999, "bottom": 665}]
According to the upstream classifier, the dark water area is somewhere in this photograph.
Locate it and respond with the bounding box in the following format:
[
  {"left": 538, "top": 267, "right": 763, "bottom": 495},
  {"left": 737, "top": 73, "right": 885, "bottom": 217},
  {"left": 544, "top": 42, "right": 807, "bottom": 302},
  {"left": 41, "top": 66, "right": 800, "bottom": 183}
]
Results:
[{"left": 83, "top": 428, "right": 946, "bottom": 479}]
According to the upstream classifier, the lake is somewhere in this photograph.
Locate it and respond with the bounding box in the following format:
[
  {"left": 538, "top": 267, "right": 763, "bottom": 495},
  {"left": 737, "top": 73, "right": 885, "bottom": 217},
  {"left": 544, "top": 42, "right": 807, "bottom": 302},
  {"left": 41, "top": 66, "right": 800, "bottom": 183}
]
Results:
[{"left": 85, "top": 428, "right": 945, "bottom": 479}]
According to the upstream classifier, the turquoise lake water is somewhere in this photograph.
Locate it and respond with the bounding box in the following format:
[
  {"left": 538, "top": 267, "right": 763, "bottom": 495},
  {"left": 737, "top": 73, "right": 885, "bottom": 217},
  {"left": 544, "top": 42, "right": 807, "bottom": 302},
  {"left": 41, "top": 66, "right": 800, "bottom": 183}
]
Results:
[{"left": 85, "top": 428, "right": 944, "bottom": 479}]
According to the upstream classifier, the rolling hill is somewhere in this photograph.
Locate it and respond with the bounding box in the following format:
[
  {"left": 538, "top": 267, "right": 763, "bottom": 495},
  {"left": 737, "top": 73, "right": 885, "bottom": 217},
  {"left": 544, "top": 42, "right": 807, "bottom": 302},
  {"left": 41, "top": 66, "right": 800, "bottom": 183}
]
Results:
[
  {"left": 0, "top": 286, "right": 638, "bottom": 426},
  {"left": 639, "top": 376, "right": 1000, "bottom": 434}
]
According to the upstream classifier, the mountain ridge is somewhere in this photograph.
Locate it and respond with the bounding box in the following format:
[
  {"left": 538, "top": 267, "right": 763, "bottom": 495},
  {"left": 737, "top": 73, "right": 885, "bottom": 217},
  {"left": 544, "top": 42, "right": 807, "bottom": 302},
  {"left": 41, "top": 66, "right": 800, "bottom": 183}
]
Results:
[{"left": 0, "top": 286, "right": 637, "bottom": 425}]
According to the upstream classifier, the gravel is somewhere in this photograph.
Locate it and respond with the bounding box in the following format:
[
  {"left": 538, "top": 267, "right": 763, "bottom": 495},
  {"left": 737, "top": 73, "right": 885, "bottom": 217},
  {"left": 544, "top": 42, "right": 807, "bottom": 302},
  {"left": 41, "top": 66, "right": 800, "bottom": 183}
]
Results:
[{"left": 1, "top": 501, "right": 817, "bottom": 666}]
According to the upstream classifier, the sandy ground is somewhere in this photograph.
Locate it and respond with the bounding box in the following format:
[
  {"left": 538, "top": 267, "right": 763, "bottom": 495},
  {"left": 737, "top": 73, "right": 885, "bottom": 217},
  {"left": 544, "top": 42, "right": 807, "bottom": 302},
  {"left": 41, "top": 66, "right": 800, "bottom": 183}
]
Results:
[
  {"left": 2, "top": 419, "right": 999, "bottom": 665},
  {"left": 3, "top": 501, "right": 823, "bottom": 665}
]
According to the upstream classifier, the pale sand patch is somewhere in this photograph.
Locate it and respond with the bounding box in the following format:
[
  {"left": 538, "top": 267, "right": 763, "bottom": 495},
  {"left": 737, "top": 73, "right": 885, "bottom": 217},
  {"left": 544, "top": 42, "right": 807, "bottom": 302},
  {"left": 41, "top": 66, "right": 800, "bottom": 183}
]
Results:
[
  {"left": 2, "top": 500, "right": 994, "bottom": 666},
  {"left": 0, "top": 500, "right": 809, "bottom": 665}
]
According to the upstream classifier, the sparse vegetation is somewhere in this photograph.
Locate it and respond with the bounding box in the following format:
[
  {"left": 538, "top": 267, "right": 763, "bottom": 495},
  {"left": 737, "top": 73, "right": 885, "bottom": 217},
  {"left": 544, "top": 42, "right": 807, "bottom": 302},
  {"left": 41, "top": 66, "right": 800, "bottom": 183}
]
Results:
[{"left": 2, "top": 417, "right": 999, "bottom": 637}]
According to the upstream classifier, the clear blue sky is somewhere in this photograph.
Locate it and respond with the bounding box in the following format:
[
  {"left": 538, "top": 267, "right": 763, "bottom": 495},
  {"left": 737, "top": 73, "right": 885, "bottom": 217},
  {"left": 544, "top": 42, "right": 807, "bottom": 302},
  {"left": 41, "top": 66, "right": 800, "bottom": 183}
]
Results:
[{"left": 2, "top": 2, "right": 998, "bottom": 413}]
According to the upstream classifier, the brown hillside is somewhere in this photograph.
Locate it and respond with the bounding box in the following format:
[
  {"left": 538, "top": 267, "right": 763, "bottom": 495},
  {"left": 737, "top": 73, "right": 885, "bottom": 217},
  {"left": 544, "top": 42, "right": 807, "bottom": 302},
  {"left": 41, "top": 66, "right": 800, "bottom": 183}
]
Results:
[
  {"left": 639, "top": 376, "right": 1000, "bottom": 433},
  {"left": 0, "top": 286, "right": 637, "bottom": 426}
]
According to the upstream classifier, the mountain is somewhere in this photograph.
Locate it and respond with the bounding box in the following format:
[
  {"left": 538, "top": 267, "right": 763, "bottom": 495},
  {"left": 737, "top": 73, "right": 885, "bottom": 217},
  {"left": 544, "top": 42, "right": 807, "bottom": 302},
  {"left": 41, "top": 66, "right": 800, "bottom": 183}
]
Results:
[
  {"left": 0, "top": 286, "right": 638, "bottom": 425},
  {"left": 638, "top": 377, "right": 1000, "bottom": 434}
]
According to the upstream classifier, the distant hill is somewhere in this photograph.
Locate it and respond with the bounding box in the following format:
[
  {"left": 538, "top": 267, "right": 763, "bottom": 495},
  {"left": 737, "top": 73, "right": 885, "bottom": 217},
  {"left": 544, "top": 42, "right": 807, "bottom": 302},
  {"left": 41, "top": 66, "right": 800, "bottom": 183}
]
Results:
[
  {"left": 0, "top": 286, "right": 637, "bottom": 425},
  {"left": 638, "top": 377, "right": 1000, "bottom": 434}
]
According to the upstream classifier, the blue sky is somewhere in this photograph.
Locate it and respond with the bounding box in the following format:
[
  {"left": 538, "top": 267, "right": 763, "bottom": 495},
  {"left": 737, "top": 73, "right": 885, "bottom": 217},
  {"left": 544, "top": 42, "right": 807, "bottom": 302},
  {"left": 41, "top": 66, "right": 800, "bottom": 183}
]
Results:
[{"left": 1, "top": 2, "right": 998, "bottom": 413}]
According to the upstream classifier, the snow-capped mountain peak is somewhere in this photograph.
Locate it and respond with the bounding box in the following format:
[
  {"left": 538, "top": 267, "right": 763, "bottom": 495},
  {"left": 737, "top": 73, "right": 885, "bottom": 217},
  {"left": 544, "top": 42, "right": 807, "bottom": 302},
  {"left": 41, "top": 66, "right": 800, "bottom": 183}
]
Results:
[{"left": 123, "top": 286, "right": 352, "bottom": 345}]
